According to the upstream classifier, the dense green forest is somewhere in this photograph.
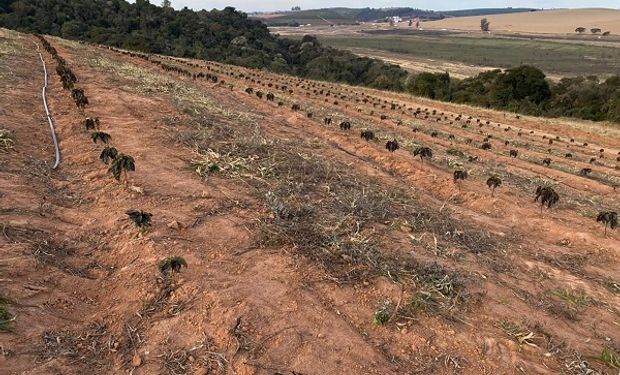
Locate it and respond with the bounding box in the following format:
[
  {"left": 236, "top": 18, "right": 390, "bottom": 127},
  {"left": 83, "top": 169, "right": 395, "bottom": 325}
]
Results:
[
  {"left": 408, "top": 68, "right": 620, "bottom": 122},
  {"left": 0, "top": 0, "right": 407, "bottom": 90},
  {"left": 354, "top": 8, "right": 443, "bottom": 22},
  {"left": 256, "top": 7, "right": 445, "bottom": 26},
  {"left": 1, "top": 0, "right": 619, "bottom": 122}
]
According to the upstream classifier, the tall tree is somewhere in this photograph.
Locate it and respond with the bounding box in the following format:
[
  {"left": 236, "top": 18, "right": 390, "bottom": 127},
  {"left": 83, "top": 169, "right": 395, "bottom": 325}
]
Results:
[{"left": 480, "top": 18, "right": 490, "bottom": 32}]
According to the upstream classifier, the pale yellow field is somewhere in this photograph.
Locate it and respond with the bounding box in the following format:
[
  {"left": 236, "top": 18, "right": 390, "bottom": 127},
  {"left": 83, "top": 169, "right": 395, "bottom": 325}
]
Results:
[{"left": 422, "top": 8, "right": 620, "bottom": 35}]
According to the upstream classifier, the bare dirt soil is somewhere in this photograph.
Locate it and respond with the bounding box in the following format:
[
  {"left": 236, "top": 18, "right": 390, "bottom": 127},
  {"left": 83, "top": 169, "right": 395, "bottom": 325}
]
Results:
[{"left": 1, "top": 29, "right": 619, "bottom": 375}]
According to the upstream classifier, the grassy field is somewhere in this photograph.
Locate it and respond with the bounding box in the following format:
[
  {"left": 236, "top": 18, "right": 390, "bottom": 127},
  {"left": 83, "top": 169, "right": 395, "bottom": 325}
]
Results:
[{"left": 318, "top": 34, "right": 620, "bottom": 77}]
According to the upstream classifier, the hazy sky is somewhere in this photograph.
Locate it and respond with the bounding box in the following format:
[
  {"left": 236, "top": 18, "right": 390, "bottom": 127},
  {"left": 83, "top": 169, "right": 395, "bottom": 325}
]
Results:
[{"left": 159, "top": 0, "right": 620, "bottom": 12}]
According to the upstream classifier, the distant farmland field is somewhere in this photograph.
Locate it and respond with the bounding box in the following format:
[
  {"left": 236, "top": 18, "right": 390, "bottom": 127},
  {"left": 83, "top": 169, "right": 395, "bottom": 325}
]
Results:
[
  {"left": 423, "top": 8, "right": 620, "bottom": 34},
  {"left": 318, "top": 34, "right": 620, "bottom": 77}
]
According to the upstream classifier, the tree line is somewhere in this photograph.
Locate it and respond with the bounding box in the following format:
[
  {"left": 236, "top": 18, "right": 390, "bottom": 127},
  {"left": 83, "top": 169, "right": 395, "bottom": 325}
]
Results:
[
  {"left": 407, "top": 67, "right": 620, "bottom": 122},
  {"left": 355, "top": 7, "right": 444, "bottom": 22},
  {"left": 2, "top": 0, "right": 618, "bottom": 123}
]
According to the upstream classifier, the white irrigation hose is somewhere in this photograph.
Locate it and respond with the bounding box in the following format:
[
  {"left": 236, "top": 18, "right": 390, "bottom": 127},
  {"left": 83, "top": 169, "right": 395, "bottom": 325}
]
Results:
[
  {"left": 39, "top": 49, "right": 48, "bottom": 87},
  {"left": 33, "top": 41, "right": 60, "bottom": 169}
]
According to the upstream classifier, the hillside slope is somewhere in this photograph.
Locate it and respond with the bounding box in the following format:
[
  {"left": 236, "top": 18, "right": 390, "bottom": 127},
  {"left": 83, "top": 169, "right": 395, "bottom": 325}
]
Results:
[
  {"left": 1, "top": 29, "right": 619, "bottom": 374},
  {"left": 0, "top": 0, "right": 407, "bottom": 90},
  {"left": 2, "top": 1, "right": 620, "bottom": 123}
]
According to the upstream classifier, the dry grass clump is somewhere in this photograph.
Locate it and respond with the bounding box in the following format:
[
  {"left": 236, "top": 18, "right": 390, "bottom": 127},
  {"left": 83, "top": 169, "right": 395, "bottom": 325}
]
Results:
[
  {"left": 38, "top": 322, "right": 110, "bottom": 370},
  {"left": 0, "top": 129, "right": 14, "bottom": 152}
]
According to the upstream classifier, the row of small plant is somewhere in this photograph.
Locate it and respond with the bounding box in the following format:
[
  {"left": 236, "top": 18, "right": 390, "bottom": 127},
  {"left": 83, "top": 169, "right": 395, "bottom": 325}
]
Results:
[
  {"left": 294, "top": 78, "right": 619, "bottom": 230},
  {"left": 38, "top": 35, "right": 138, "bottom": 182},
  {"left": 233, "top": 61, "right": 617, "bottom": 170},
  {"left": 122, "top": 43, "right": 617, "bottom": 373},
  {"left": 108, "top": 46, "right": 618, "bottom": 267},
  {"left": 88, "top": 122, "right": 135, "bottom": 181},
  {"left": 3, "top": 40, "right": 193, "bottom": 358},
  {"left": 81, "top": 43, "right": 193, "bottom": 276},
  {"left": 168, "top": 55, "right": 620, "bottom": 199},
  {"left": 173, "top": 54, "right": 618, "bottom": 372},
  {"left": 229, "top": 52, "right": 620, "bottom": 225},
  {"left": 216, "top": 56, "right": 619, "bottom": 235},
  {"left": 285, "top": 96, "right": 619, "bottom": 235},
  {"left": 35, "top": 34, "right": 89, "bottom": 109},
  {"left": 283, "top": 96, "right": 571, "bottom": 211},
  {"left": 237, "top": 59, "right": 620, "bottom": 204},
  {"left": 223, "top": 56, "right": 620, "bottom": 179},
  {"left": 112, "top": 46, "right": 617, "bottom": 370},
  {"left": 92, "top": 46, "right": 192, "bottom": 280},
  {"left": 125, "top": 210, "right": 187, "bottom": 276},
  {"left": 364, "top": 101, "right": 620, "bottom": 179}
]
